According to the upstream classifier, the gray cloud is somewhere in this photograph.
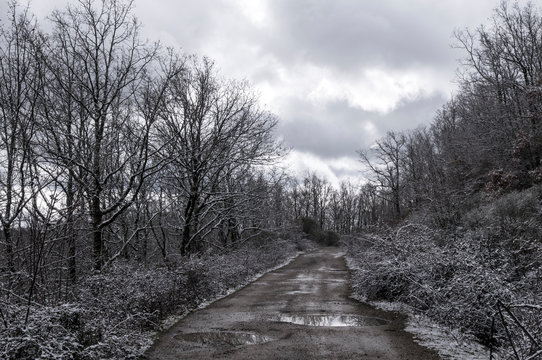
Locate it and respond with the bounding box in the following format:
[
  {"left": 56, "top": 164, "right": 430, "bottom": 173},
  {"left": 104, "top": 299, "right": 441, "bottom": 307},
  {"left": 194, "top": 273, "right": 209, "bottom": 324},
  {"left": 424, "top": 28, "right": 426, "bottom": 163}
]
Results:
[
  {"left": 135, "top": 0, "right": 260, "bottom": 59},
  {"left": 128, "top": 1, "right": 502, "bottom": 91},
  {"left": 263, "top": 0, "right": 456, "bottom": 72},
  {"left": 375, "top": 93, "right": 449, "bottom": 133},
  {"left": 278, "top": 100, "right": 367, "bottom": 158},
  {"left": 278, "top": 93, "right": 447, "bottom": 159},
  {"left": 134, "top": 1, "right": 495, "bottom": 85}
]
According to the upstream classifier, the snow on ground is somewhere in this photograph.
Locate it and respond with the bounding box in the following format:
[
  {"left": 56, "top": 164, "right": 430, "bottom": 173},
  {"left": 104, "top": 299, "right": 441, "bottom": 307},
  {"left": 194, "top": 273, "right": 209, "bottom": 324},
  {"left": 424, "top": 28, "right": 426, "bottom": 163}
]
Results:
[
  {"left": 405, "top": 313, "right": 489, "bottom": 360},
  {"left": 370, "top": 300, "right": 489, "bottom": 360}
]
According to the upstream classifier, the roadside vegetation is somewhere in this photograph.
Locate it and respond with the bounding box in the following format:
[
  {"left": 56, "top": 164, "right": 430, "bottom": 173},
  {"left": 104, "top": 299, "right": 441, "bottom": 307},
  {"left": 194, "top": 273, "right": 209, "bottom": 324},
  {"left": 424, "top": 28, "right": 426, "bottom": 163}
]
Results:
[
  {"left": 2, "top": 231, "right": 314, "bottom": 359},
  {"left": 343, "top": 188, "right": 542, "bottom": 359}
]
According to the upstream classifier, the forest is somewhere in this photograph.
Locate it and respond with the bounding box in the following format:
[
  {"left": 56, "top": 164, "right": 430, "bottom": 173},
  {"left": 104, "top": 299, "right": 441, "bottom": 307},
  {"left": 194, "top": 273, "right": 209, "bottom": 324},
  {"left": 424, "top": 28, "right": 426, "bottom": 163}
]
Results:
[{"left": 0, "top": 0, "right": 541, "bottom": 359}]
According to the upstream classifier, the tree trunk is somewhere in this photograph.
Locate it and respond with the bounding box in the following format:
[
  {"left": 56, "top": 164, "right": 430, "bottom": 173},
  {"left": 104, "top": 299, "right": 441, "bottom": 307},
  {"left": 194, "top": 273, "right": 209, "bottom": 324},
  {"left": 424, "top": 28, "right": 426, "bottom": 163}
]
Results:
[
  {"left": 66, "top": 172, "right": 76, "bottom": 283},
  {"left": 3, "top": 225, "right": 15, "bottom": 273},
  {"left": 91, "top": 195, "right": 103, "bottom": 270}
]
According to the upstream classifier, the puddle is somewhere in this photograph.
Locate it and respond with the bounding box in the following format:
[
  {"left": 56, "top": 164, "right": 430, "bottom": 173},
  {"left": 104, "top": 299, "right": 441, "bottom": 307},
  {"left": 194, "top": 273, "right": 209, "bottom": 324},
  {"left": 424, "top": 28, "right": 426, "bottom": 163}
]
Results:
[
  {"left": 174, "top": 331, "right": 273, "bottom": 347},
  {"left": 275, "top": 314, "right": 389, "bottom": 327}
]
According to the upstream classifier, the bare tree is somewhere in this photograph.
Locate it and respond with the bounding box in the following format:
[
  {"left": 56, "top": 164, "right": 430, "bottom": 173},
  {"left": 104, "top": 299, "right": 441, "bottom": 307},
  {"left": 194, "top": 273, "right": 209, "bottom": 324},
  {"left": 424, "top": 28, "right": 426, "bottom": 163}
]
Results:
[
  {"left": 157, "top": 58, "right": 281, "bottom": 255},
  {"left": 453, "top": 1, "right": 542, "bottom": 180},
  {"left": 358, "top": 131, "right": 406, "bottom": 219},
  {"left": 0, "top": 3, "right": 40, "bottom": 274},
  {"left": 356, "top": 183, "right": 380, "bottom": 228},
  {"left": 40, "top": 0, "right": 177, "bottom": 270}
]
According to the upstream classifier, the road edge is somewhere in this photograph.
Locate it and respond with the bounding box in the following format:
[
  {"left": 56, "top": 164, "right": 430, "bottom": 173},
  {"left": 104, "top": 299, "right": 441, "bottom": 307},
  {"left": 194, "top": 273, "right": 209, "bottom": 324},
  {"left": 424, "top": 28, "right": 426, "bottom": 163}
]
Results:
[{"left": 141, "top": 249, "right": 309, "bottom": 355}]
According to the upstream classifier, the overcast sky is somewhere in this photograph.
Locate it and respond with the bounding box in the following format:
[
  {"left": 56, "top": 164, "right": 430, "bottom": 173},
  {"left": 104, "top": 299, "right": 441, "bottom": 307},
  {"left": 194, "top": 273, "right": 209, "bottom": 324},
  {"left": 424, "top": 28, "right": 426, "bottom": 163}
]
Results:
[{"left": 1, "top": 0, "right": 521, "bottom": 186}]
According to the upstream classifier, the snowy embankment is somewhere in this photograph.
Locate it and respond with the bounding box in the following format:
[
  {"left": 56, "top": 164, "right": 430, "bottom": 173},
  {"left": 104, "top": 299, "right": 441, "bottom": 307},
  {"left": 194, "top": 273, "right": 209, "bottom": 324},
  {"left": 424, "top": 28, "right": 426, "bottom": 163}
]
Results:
[
  {"left": 345, "top": 254, "right": 489, "bottom": 360},
  {"left": 1, "top": 236, "right": 316, "bottom": 360},
  {"left": 342, "top": 187, "right": 542, "bottom": 360}
]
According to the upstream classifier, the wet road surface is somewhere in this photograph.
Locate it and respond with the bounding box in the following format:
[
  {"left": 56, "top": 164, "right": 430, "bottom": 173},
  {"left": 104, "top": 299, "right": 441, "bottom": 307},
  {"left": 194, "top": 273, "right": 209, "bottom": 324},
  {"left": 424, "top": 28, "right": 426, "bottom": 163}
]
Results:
[{"left": 144, "top": 247, "right": 441, "bottom": 359}]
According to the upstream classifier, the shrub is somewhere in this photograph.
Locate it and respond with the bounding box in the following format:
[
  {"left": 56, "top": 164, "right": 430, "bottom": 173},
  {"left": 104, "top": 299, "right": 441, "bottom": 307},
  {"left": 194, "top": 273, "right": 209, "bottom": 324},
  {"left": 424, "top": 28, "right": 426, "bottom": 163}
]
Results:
[
  {"left": 344, "top": 202, "right": 542, "bottom": 358},
  {"left": 301, "top": 217, "right": 320, "bottom": 238},
  {"left": 323, "top": 231, "right": 340, "bottom": 246},
  {"left": 300, "top": 217, "right": 340, "bottom": 246}
]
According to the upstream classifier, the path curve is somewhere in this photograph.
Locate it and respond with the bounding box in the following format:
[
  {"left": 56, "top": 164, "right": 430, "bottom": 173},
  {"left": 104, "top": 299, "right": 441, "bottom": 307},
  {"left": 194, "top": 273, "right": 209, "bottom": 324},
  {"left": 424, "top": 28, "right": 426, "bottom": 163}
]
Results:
[{"left": 144, "top": 247, "right": 440, "bottom": 359}]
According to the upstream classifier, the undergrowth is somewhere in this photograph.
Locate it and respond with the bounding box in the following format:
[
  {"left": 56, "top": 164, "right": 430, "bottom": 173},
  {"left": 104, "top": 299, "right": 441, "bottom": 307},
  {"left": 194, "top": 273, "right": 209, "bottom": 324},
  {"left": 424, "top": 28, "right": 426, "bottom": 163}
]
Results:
[
  {"left": 343, "top": 185, "right": 542, "bottom": 359},
  {"left": 0, "top": 235, "right": 316, "bottom": 359}
]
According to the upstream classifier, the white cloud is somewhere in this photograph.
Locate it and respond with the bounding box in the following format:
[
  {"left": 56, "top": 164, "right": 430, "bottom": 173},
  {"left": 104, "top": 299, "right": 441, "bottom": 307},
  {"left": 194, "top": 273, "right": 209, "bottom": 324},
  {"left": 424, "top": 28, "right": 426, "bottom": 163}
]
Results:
[
  {"left": 247, "top": 60, "right": 453, "bottom": 121},
  {"left": 363, "top": 121, "right": 379, "bottom": 139},
  {"left": 282, "top": 150, "right": 364, "bottom": 188},
  {"left": 231, "top": 0, "right": 270, "bottom": 28},
  {"left": 283, "top": 150, "right": 339, "bottom": 184},
  {"left": 307, "top": 65, "right": 451, "bottom": 114},
  {"left": 327, "top": 156, "right": 359, "bottom": 172}
]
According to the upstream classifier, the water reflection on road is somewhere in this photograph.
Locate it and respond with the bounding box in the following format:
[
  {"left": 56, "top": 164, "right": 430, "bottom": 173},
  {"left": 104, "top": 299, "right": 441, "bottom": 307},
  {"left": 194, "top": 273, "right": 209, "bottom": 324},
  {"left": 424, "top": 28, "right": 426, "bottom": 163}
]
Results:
[{"left": 276, "top": 314, "right": 390, "bottom": 327}]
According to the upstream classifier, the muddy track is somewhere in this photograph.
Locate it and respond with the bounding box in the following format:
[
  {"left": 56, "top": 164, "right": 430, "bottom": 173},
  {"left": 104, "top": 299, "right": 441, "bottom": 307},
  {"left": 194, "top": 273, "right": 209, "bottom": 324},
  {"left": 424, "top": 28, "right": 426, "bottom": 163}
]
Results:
[{"left": 144, "top": 247, "right": 441, "bottom": 359}]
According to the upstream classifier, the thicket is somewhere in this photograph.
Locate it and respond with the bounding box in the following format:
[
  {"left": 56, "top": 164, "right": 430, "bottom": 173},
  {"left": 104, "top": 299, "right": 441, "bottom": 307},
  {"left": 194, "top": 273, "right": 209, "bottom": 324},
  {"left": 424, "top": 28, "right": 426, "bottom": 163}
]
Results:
[
  {"left": 300, "top": 217, "right": 340, "bottom": 246},
  {"left": 0, "top": 233, "right": 315, "bottom": 359},
  {"left": 344, "top": 186, "right": 542, "bottom": 359}
]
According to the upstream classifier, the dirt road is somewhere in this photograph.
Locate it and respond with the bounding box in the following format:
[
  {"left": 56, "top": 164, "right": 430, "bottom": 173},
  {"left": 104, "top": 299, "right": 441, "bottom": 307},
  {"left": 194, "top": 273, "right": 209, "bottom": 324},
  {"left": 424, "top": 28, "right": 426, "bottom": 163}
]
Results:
[{"left": 144, "top": 247, "right": 440, "bottom": 359}]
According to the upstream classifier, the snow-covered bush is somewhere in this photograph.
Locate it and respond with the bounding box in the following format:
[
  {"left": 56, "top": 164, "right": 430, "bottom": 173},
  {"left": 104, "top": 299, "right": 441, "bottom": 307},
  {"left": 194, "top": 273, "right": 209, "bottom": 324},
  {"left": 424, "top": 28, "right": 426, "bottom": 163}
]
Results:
[
  {"left": 344, "top": 187, "right": 542, "bottom": 359},
  {"left": 0, "top": 235, "right": 311, "bottom": 359}
]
